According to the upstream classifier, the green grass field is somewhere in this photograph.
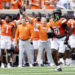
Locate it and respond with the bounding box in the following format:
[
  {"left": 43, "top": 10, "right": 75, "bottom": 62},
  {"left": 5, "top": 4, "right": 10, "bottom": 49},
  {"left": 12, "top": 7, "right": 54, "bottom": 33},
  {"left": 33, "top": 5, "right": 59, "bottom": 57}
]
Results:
[{"left": 0, "top": 65, "right": 75, "bottom": 75}]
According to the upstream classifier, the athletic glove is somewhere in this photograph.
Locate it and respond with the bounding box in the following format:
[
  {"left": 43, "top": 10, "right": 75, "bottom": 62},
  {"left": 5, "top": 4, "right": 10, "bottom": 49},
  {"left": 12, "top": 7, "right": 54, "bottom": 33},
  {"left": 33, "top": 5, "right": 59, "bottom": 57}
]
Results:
[{"left": 19, "top": 6, "right": 26, "bottom": 15}]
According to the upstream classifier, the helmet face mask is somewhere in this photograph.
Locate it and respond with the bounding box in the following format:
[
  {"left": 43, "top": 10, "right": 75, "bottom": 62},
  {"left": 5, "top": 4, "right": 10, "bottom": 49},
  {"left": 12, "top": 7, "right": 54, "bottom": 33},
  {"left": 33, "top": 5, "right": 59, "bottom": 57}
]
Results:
[{"left": 53, "top": 8, "right": 62, "bottom": 19}]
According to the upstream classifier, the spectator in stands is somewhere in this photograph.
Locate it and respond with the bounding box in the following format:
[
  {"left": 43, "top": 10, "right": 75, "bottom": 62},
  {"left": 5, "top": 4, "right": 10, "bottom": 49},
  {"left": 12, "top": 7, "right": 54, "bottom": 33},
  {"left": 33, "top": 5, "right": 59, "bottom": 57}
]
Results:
[
  {"left": 4, "top": 2, "right": 10, "bottom": 9},
  {"left": 21, "top": 0, "right": 25, "bottom": 7},
  {"left": 70, "top": 0, "right": 75, "bottom": 9},
  {"left": 21, "top": 0, "right": 30, "bottom": 9},
  {"left": 56, "top": 0, "right": 73, "bottom": 9},
  {"left": 29, "top": 0, "right": 42, "bottom": 9},
  {"left": 0, "top": 0, "right": 3, "bottom": 9},
  {"left": 3, "top": 0, "right": 11, "bottom": 8},
  {"left": 42, "top": 0, "right": 57, "bottom": 9},
  {"left": 11, "top": 0, "right": 20, "bottom": 9}
]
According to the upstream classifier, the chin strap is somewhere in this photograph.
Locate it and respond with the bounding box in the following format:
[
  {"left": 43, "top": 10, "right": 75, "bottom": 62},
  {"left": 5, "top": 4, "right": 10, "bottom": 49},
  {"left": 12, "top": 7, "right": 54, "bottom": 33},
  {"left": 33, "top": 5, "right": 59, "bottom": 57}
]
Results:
[{"left": 53, "top": 16, "right": 60, "bottom": 23}]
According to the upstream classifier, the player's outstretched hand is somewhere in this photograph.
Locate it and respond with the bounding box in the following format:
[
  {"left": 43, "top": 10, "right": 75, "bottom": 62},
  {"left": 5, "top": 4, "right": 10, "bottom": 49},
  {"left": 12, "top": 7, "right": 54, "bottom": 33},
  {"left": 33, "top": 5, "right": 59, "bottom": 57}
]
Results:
[{"left": 19, "top": 6, "right": 26, "bottom": 15}]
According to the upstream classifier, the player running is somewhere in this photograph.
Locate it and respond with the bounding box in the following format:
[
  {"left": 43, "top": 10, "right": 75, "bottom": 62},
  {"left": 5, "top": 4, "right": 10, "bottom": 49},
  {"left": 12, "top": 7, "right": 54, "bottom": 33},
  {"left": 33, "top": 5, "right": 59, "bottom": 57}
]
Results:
[{"left": 47, "top": 8, "right": 72, "bottom": 71}]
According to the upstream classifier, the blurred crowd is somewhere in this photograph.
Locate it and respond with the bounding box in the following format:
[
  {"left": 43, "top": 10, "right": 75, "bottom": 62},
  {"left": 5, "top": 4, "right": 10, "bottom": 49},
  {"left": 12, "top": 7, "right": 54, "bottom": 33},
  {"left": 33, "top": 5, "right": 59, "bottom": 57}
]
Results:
[{"left": 0, "top": 0, "right": 75, "bottom": 9}]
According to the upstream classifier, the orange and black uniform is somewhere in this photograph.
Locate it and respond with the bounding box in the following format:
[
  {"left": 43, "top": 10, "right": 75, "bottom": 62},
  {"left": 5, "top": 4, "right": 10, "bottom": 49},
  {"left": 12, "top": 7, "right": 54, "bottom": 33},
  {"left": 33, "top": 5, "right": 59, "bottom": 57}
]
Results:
[{"left": 49, "top": 18, "right": 67, "bottom": 36}]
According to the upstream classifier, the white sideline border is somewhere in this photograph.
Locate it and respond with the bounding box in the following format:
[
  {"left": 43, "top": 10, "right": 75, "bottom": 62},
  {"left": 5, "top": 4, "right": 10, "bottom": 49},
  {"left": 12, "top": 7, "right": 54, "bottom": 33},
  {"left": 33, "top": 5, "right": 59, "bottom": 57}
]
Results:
[{"left": 0, "top": 9, "right": 75, "bottom": 14}]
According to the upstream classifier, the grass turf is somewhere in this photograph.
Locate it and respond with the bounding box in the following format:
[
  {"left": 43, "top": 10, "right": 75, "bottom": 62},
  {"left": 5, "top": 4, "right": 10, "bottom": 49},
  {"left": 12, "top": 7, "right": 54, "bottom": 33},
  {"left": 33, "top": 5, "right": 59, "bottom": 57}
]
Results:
[{"left": 0, "top": 65, "right": 75, "bottom": 75}]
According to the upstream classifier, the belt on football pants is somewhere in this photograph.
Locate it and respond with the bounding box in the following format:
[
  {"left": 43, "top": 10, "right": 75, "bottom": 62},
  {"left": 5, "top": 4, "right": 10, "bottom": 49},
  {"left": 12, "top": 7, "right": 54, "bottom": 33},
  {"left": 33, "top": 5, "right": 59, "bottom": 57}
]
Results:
[
  {"left": 20, "top": 39, "right": 29, "bottom": 41},
  {"left": 56, "top": 34, "right": 65, "bottom": 39}
]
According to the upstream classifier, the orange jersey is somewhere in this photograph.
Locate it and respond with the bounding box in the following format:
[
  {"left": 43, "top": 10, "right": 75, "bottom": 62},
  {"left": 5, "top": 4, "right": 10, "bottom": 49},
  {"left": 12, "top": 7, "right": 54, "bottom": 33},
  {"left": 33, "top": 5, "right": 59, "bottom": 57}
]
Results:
[
  {"left": 43, "top": 0, "right": 57, "bottom": 9},
  {"left": 38, "top": 24, "right": 49, "bottom": 41},
  {"left": 31, "top": 0, "right": 41, "bottom": 9},
  {"left": 67, "top": 19, "right": 75, "bottom": 35},
  {"left": 30, "top": 18, "right": 41, "bottom": 41},
  {"left": 31, "top": 28, "right": 39, "bottom": 40},
  {"left": 49, "top": 18, "right": 67, "bottom": 36},
  {"left": 30, "top": 22, "right": 40, "bottom": 41},
  {"left": 11, "top": 0, "right": 19, "bottom": 9},
  {"left": 44, "top": 0, "right": 54, "bottom": 9},
  {"left": 1, "top": 21, "right": 14, "bottom": 37},
  {"left": 15, "top": 24, "right": 31, "bottom": 44},
  {"left": 0, "top": 0, "right": 3, "bottom": 9}
]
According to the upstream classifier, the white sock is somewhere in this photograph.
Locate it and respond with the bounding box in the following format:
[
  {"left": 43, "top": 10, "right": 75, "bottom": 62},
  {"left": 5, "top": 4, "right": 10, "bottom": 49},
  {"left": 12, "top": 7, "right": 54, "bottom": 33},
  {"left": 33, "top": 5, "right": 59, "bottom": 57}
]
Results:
[{"left": 57, "top": 66, "right": 61, "bottom": 69}]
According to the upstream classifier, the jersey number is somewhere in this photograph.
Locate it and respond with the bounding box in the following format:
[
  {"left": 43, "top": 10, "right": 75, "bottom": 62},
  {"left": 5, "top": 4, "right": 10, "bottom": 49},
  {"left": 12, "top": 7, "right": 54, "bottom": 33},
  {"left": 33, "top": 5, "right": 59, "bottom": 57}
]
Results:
[{"left": 53, "top": 27, "right": 60, "bottom": 35}]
